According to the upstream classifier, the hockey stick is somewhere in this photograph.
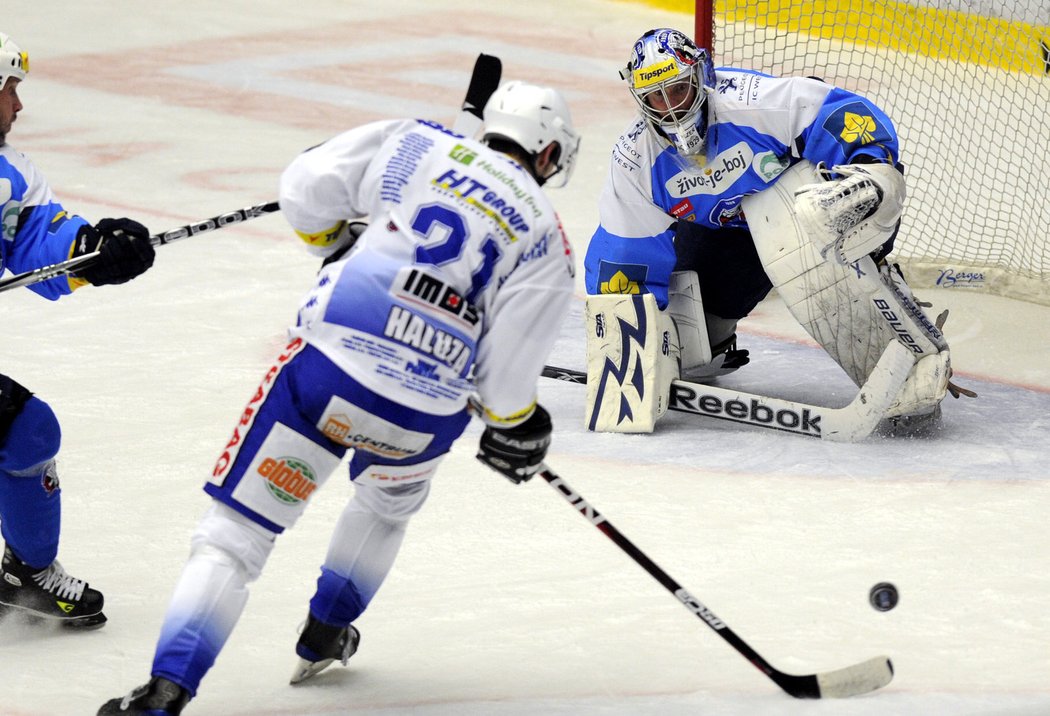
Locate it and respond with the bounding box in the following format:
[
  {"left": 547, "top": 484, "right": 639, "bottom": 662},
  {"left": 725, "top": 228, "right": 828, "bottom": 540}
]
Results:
[
  {"left": 542, "top": 340, "right": 916, "bottom": 442},
  {"left": 0, "top": 201, "right": 280, "bottom": 294},
  {"left": 453, "top": 53, "right": 502, "bottom": 136},
  {"left": 539, "top": 465, "right": 894, "bottom": 698},
  {"left": 0, "top": 55, "right": 503, "bottom": 296}
]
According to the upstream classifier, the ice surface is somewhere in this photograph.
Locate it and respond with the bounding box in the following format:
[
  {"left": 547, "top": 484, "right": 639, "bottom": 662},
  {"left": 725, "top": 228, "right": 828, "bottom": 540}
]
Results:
[{"left": 3, "top": 2, "right": 1049, "bottom": 714}]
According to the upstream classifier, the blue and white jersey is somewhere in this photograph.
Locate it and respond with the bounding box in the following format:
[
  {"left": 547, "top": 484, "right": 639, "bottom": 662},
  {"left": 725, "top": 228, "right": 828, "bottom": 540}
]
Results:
[
  {"left": 0, "top": 143, "right": 88, "bottom": 299},
  {"left": 585, "top": 69, "right": 900, "bottom": 308},
  {"left": 279, "top": 119, "right": 575, "bottom": 423}
]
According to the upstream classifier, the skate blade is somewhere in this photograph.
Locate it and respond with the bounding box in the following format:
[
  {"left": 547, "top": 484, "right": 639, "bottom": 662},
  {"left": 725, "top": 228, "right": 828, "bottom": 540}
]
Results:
[
  {"left": 62, "top": 611, "right": 107, "bottom": 629},
  {"left": 0, "top": 603, "right": 106, "bottom": 630},
  {"left": 290, "top": 656, "right": 336, "bottom": 685}
]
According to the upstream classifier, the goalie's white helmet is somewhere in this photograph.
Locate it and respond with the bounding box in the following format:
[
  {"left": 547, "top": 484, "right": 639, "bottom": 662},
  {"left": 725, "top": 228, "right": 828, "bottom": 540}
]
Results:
[
  {"left": 623, "top": 28, "right": 715, "bottom": 156},
  {"left": 0, "top": 33, "right": 28, "bottom": 90},
  {"left": 482, "top": 81, "right": 580, "bottom": 188}
]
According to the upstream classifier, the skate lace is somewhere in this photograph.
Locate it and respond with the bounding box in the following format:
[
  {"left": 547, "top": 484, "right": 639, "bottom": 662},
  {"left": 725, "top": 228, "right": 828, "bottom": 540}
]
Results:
[{"left": 33, "top": 561, "right": 87, "bottom": 601}]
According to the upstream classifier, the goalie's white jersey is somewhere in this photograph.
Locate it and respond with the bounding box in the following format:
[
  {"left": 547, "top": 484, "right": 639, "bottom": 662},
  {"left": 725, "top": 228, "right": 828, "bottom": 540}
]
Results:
[
  {"left": 585, "top": 69, "right": 900, "bottom": 309},
  {"left": 279, "top": 119, "right": 575, "bottom": 424}
]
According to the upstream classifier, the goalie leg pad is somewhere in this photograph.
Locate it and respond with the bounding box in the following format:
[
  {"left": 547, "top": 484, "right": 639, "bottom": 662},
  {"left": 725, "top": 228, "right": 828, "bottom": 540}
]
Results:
[
  {"left": 585, "top": 293, "right": 677, "bottom": 433},
  {"left": 667, "top": 271, "right": 712, "bottom": 375},
  {"left": 743, "top": 161, "right": 949, "bottom": 415}
]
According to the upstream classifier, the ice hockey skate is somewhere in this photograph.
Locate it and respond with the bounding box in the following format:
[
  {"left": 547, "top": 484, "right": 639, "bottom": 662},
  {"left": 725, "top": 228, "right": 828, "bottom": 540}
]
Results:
[
  {"left": 0, "top": 544, "right": 106, "bottom": 628},
  {"left": 679, "top": 334, "right": 751, "bottom": 382},
  {"left": 290, "top": 614, "right": 361, "bottom": 684},
  {"left": 97, "top": 676, "right": 191, "bottom": 715}
]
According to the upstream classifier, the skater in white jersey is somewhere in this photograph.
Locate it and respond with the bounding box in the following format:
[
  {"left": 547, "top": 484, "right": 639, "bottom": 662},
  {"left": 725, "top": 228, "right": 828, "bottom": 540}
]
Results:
[{"left": 99, "top": 80, "right": 579, "bottom": 715}]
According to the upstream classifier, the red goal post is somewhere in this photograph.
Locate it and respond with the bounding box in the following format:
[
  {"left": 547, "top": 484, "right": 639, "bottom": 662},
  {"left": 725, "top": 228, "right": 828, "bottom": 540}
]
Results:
[{"left": 693, "top": 0, "right": 1050, "bottom": 305}]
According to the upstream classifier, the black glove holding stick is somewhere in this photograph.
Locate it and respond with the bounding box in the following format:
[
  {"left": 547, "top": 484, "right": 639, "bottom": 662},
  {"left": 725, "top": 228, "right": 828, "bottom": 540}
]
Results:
[
  {"left": 476, "top": 404, "right": 552, "bottom": 484},
  {"left": 70, "top": 217, "right": 155, "bottom": 286}
]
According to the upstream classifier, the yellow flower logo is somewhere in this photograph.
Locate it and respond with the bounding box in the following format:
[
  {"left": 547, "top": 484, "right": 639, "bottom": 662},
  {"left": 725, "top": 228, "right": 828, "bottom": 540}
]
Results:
[
  {"left": 841, "top": 112, "right": 877, "bottom": 144},
  {"left": 600, "top": 270, "right": 641, "bottom": 294}
]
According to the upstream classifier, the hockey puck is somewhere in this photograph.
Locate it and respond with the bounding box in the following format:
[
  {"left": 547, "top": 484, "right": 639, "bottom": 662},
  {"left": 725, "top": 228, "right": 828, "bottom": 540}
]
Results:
[{"left": 869, "top": 582, "right": 899, "bottom": 611}]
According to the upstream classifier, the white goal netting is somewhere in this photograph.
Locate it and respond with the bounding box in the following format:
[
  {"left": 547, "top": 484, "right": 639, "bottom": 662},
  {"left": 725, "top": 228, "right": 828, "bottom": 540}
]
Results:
[{"left": 712, "top": 1, "right": 1050, "bottom": 304}]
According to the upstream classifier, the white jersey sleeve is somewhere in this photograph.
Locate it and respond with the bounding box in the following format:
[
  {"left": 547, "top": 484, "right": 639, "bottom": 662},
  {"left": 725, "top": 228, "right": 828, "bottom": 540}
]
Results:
[
  {"left": 279, "top": 119, "right": 417, "bottom": 234},
  {"left": 472, "top": 217, "right": 574, "bottom": 426}
]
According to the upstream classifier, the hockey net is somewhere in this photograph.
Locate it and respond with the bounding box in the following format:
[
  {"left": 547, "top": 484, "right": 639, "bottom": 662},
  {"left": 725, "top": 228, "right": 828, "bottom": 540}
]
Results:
[{"left": 698, "top": 0, "right": 1050, "bottom": 305}]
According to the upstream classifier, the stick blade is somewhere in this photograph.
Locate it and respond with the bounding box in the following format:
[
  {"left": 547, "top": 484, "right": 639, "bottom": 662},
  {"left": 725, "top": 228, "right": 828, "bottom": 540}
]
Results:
[
  {"left": 453, "top": 53, "right": 503, "bottom": 136},
  {"left": 463, "top": 53, "right": 502, "bottom": 118},
  {"left": 814, "top": 655, "right": 894, "bottom": 698},
  {"left": 827, "top": 340, "right": 916, "bottom": 442}
]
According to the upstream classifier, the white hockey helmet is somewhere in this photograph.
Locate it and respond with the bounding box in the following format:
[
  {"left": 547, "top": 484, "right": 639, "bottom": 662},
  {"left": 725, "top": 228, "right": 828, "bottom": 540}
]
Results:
[
  {"left": 0, "top": 33, "right": 28, "bottom": 91},
  {"left": 482, "top": 81, "right": 580, "bottom": 188},
  {"left": 622, "top": 28, "right": 715, "bottom": 156}
]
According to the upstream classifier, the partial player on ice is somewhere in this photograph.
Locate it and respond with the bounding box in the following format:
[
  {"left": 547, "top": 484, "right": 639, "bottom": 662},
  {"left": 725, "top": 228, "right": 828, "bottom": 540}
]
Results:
[
  {"left": 0, "top": 30, "right": 156, "bottom": 630},
  {"left": 98, "top": 70, "right": 581, "bottom": 715}
]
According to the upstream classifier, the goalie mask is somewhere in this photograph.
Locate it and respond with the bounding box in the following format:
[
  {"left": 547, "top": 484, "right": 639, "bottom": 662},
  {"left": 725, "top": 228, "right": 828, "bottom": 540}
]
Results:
[
  {"left": 623, "top": 28, "right": 715, "bottom": 156},
  {"left": 0, "top": 32, "right": 28, "bottom": 90},
  {"left": 482, "top": 81, "right": 580, "bottom": 188}
]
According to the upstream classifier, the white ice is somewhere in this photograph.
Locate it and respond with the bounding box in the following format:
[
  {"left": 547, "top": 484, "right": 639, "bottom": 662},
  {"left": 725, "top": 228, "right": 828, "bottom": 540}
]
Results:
[{"left": 2, "top": 2, "right": 1049, "bottom": 715}]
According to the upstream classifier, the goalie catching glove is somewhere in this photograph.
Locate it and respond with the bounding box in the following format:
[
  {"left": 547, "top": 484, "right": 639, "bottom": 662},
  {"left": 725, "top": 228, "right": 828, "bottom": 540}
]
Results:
[
  {"left": 794, "top": 162, "right": 906, "bottom": 266},
  {"left": 476, "top": 404, "right": 552, "bottom": 484},
  {"left": 69, "top": 217, "right": 155, "bottom": 286}
]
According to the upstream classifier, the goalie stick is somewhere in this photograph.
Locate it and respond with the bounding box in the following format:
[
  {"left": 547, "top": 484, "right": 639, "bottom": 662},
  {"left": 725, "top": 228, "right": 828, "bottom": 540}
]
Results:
[
  {"left": 543, "top": 340, "right": 916, "bottom": 442},
  {"left": 539, "top": 465, "right": 894, "bottom": 698},
  {"left": 0, "top": 54, "right": 503, "bottom": 296}
]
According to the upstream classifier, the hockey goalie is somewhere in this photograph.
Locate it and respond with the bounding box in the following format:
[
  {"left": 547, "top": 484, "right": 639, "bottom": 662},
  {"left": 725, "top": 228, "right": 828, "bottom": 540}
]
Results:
[{"left": 582, "top": 27, "right": 973, "bottom": 434}]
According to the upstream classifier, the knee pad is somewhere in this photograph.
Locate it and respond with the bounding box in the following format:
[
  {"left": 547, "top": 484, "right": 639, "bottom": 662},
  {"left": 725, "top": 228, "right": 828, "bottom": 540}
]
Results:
[
  {"left": 192, "top": 502, "right": 277, "bottom": 581},
  {"left": 0, "top": 397, "right": 61, "bottom": 473},
  {"left": 352, "top": 480, "right": 431, "bottom": 522}
]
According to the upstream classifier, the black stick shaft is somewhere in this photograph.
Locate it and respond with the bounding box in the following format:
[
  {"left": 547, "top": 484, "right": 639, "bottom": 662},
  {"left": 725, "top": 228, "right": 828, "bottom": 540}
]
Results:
[
  {"left": 149, "top": 201, "right": 279, "bottom": 246},
  {"left": 0, "top": 201, "right": 280, "bottom": 294},
  {"left": 539, "top": 466, "right": 821, "bottom": 698}
]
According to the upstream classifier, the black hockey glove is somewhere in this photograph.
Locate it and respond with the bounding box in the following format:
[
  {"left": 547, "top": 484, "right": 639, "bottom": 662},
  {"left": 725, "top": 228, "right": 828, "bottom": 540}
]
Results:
[
  {"left": 476, "top": 404, "right": 552, "bottom": 484},
  {"left": 0, "top": 373, "right": 33, "bottom": 444},
  {"left": 320, "top": 221, "right": 368, "bottom": 268},
  {"left": 70, "top": 217, "right": 156, "bottom": 286}
]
